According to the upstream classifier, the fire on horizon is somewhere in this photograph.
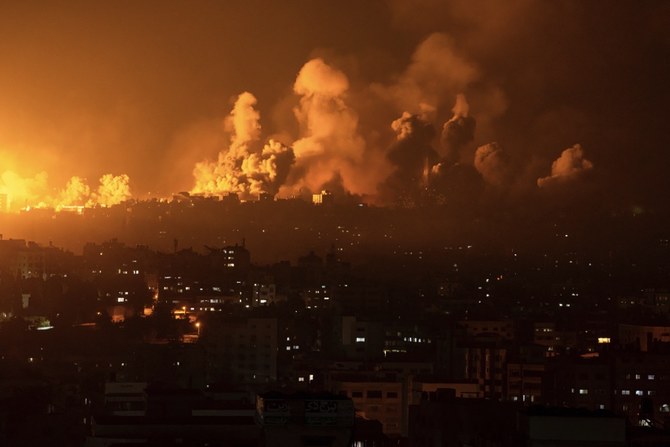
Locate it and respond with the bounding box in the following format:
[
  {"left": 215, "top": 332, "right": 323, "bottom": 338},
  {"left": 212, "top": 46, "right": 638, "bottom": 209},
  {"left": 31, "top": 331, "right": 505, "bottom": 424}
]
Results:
[{"left": 0, "top": 1, "right": 667, "bottom": 213}]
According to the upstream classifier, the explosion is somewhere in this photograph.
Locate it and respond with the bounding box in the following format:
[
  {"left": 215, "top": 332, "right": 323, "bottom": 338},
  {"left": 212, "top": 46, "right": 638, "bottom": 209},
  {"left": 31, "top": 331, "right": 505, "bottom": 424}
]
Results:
[
  {"left": 191, "top": 92, "right": 295, "bottom": 199},
  {"left": 380, "top": 112, "right": 437, "bottom": 205},
  {"left": 1, "top": 32, "right": 598, "bottom": 212},
  {"left": 0, "top": 171, "right": 132, "bottom": 213},
  {"left": 441, "top": 94, "right": 476, "bottom": 165},
  {"left": 287, "top": 58, "right": 379, "bottom": 196},
  {"left": 474, "top": 142, "right": 510, "bottom": 187}
]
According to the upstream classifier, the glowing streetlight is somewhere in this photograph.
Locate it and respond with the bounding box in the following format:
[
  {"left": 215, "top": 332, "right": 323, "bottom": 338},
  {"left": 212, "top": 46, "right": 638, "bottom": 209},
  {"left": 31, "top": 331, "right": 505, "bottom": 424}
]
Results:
[{"left": 195, "top": 322, "right": 201, "bottom": 336}]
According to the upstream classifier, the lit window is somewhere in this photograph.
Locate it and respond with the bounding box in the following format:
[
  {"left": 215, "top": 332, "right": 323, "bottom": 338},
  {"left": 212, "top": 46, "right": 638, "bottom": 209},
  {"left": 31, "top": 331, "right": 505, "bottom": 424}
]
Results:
[
  {"left": 579, "top": 389, "right": 589, "bottom": 395},
  {"left": 356, "top": 337, "right": 366, "bottom": 343},
  {"left": 648, "top": 374, "right": 655, "bottom": 380},
  {"left": 635, "top": 390, "right": 644, "bottom": 396}
]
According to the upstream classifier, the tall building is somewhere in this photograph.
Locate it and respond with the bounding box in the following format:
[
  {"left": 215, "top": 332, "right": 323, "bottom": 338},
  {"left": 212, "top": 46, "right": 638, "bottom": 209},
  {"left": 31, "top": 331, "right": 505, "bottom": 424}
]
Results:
[{"left": 206, "top": 317, "right": 278, "bottom": 384}]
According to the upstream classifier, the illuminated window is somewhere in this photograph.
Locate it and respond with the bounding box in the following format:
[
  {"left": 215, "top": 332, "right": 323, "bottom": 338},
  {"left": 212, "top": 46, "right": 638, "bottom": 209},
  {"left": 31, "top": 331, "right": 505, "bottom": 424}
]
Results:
[
  {"left": 648, "top": 374, "right": 655, "bottom": 380},
  {"left": 621, "top": 390, "right": 630, "bottom": 395},
  {"left": 579, "top": 389, "right": 589, "bottom": 395},
  {"left": 635, "top": 390, "right": 644, "bottom": 396},
  {"left": 356, "top": 337, "right": 366, "bottom": 343}
]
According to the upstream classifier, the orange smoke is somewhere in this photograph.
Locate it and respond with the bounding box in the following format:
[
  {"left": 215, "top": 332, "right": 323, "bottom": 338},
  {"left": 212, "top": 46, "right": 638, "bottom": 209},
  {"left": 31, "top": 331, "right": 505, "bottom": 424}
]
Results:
[
  {"left": 537, "top": 144, "right": 593, "bottom": 187},
  {"left": 191, "top": 92, "right": 294, "bottom": 199},
  {"left": 287, "top": 58, "right": 386, "bottom": 196}
]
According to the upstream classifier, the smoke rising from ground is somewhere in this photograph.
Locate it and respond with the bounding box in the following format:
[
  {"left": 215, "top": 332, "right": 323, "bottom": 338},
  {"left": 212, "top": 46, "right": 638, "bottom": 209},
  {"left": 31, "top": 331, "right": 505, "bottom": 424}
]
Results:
[
  {"left": 441, "top": 94, "right": 476, "bottom": 165},
  {"left": 373, "top": 33, "right": 479, "bottom": 117},
  {"left": 285, "top": 58, "right": 382, "bottom": 197},
  {"left": 474, "top": 142, "right": 510, "bottom": 187},
  {"left": 380, "top": 112, "right": 437, "bottom": 204},
  {"left": 8, "top": 1, "right": 653, "bottom": 211},
  {"left": 191, "top": 92, "right": 295, "bottom": 199},
  {"left": 537, "top": 144, "right": 593, "bottom": 188}
]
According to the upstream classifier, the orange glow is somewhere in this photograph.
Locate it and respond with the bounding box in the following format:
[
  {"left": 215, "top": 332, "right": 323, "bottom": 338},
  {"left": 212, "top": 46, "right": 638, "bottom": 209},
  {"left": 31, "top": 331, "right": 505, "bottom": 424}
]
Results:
[{"left": 0, "top": 169, "right": 132, "bottom": 213}]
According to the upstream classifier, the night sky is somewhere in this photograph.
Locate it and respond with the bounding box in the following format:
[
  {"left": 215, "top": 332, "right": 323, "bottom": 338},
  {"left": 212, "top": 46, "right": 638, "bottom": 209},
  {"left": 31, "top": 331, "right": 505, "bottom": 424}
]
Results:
[{"left": 0, "top": 0, "right": 668, "bottom": 208}]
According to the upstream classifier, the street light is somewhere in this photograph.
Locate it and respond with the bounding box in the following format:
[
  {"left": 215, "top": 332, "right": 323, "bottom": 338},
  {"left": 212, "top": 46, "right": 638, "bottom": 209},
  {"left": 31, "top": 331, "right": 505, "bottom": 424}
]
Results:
[{"left": 195, "top": 322, "right": 201, "bottom": 336}]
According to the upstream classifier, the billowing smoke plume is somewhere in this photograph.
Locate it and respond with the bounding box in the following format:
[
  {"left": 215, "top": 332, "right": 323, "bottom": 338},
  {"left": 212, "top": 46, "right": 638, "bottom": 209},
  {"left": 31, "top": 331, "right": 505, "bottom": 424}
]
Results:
[
  {"left": 95, "top": 174, "right": 132, "bottom": 206},
  {"left": 287, "top": 58, "right": 382, "bottom": 196},
  {"left": 379, "top": 112, "right": 437, "bottom": 205},
  {"left": 59, "top": 176, "right": 91, "bottom": 206},
  {"left": 242, "top": 140, "right": 295, "bottom": 197},
  {"left": 474, "top": 142, "right": 510, "bottom": 187},
  {"left": 537, "top": 144, "right": 593, "bottom": 187},
  {"left": 390, "top": 112, "right": 435, "bottom": 143},
  {"left": 376, "top": 33, "right": 479, "bottom": 116},
  {"left": 192, "top": 92, "right": 295, "bottom": 199},
  {"left": 441, "top": 94, "right": 476, "bottom": 164}
]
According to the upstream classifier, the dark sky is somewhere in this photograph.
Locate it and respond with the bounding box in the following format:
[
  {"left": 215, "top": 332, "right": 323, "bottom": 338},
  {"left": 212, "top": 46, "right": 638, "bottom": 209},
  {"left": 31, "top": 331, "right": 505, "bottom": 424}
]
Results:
[{"left": 0, "top": 0, "right": 667, "bottom": 207}]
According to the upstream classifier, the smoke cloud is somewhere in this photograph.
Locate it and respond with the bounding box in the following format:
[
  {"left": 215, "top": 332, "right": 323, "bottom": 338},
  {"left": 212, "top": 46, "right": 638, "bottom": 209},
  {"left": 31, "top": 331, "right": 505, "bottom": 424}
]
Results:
[
  {"left": 59, "top": 176, "right": 91, "bottom": 206},
  {"left": 380, "top": 112, "right": 437, "bottom": 205},
  {"left": 474, "top": 142, "right": 510, "bottom": 187},
  {"left": 0, "top": 2, "right": 663, "bottom": 209},
  {"left": 191, "top": 92, "right": 295, "bottom": 199},
  {"left": 95, "top": 174, "right": 132, "bottom": 207},
  {"left": 441, "top": 94, "right": 476, "bottom": 164},
  {"left": 286, "top": 58, "right": 383, "bottom": 197},
  {"left": 537, "top": 144, "right": 593, "bottom": 187}
]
